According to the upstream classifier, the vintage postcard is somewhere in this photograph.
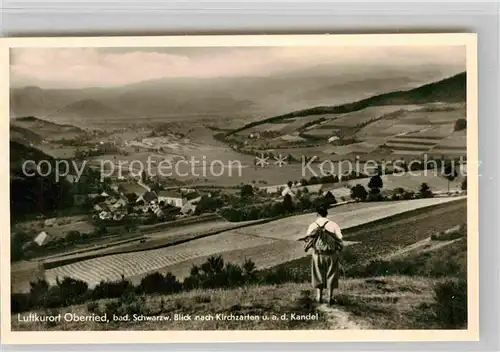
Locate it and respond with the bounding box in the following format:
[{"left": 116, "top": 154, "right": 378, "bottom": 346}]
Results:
[{"left": 1, "top": 33, "right": 478, "bottom": 344}]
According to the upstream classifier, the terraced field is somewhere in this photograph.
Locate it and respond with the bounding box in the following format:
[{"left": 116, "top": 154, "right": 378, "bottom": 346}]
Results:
[
  {"left": 429, "top": 130, "right": 467, "bottom": 157},
  {"left": 357, "top": 119, "right": 429, "bottom": 139},
  {"left": 325, "top": 142, "right": 379, "bottom": 156},
  {"left": 44, "top": 232, "right": 276, "bottom": 288},
  {"left": 321, "top": 105, "right": 408, "bottom": 128},
  {"left": 238, "top": 115, "right": 328, "bottom": 136},
  {"left": 44, "top": 197, "right": 465, "bottom": 288}
]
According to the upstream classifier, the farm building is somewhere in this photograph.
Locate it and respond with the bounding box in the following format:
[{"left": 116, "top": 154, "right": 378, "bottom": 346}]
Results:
[
  {"left": 328, "top": 136, "right": 340, "bottom": 143},
  {"left": 281, "top": 185, "right": 296, "bottom": 198},
  {"left": 157, "top": 190, "right": 187, "bottom": 208},
  {"left": 34, "top": 231, "right": 48, "bottom": 246},
  {"left": 111, "top": 197, "right": 128, "bottom": 210},
  {"left": 180, "top": 196, "right": 202, "bottom": 214},
  {"left": 99, "top": 211, "right": 112, "bottom": 220},
  {"left": 137, "top": 190, "right": 158, "bottom": 204},
  {"left": 43, "top": 218, "right": 56, "bottom": 227}
]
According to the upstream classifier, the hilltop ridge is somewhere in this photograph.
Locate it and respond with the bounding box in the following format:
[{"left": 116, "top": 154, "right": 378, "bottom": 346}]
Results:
[{"left": 228, "top": 72, "right": 466, "bottom": 135}]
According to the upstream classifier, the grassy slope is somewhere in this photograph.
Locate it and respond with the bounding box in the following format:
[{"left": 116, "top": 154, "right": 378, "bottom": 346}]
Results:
[
  {"left": 261, "top": 198, "right": 466, "bottom": 279},
  {"left": 13, "top": 276, "right": 448, "bottom": 331},
  {"left": 228, "top": 72, "right": 466, "bottom": 136}
]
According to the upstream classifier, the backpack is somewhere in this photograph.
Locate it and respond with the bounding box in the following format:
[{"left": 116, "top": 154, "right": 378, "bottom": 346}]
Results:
[{"left": 304, "top": 221, "right": 343, "bottom": 253}]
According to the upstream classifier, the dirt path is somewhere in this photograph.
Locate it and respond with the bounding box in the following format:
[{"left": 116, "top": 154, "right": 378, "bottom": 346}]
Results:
[{"left": 316, "top": 303, "right": 371, "bottom": 329}]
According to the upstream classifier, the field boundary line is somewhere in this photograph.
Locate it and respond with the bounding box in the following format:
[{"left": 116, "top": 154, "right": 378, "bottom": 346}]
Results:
[
  {"left": 342, "top": 197, "right": 466, "bottom": 237},
  {"left": 41, "top": 217, "right": 280, "bottom": 270}
]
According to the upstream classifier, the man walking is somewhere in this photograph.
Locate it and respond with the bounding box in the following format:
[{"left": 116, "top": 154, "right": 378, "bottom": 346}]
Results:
[{"left": 299, "top": 204, "right": 343, "bottom": 305}]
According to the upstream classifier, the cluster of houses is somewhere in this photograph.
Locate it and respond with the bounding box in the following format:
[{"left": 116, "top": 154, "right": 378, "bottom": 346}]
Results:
[
  {"left": 90, "top": 181, "right": 204, "bottom": 222},
  {"left": 279, "top": 182, "right": 344, "bottom": 203}
]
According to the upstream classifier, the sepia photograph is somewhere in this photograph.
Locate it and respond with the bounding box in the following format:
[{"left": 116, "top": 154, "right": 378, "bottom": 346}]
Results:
[{"left": 1, "top": 33, "right": 478, "bottom": 343}]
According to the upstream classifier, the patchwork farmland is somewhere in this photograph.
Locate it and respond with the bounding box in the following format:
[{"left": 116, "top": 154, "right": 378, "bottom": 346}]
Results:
[{"left": 42, "top": 197, "right": 465, "bottom": 289}]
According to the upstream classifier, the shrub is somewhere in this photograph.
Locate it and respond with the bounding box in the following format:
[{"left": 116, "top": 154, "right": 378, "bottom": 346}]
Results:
[
  {"left": 11, "top": 232, "right": 31, "bottom": 262},
  {"left": 367, "top": 188, "right": 383, "bottom": 202},
  {"left": 224, "top": 263, "right": 245, "bottom": 287},
  {"left": 103, "top": 292, "right": 148, "bottom": 318},
  {"left": 368, "top": 175, "right": 383, "bottom": 190},
  {"left": 28, "top": 278, "right": 50, "bottom": 308},
  {"left": 11, "top": 293, "right": 32, "bottom": 313},
  {"left": 432, "top": 279, "right": 467, "bottom": 328},
  {"left": 184, "top": 255, "right": 252, "bottom": 289},
  {"left": 260, "top": 266, "right": 304, "bottom": 285},
  {"left": 340, "top": 246, "right": 359, "bottom": 267},
  {"left": 461, "top": 177, "right": 467, "bottom": 191},
  {"left": 403, "top": 191, "right": 415, "bottom": 200},
  {"left": 240, "top": 184, "right": 254, "bottom": 198},
  {"left": 86, "top": 301, "right": 99, "bottom": 313},
  {"left": 66, "top": 230, "right": 82, "bottom": 242},
  {"left": 454, "top": 118, "right": 467, "bottom": 131},
  {"left": 242, "top": 258, "right": 258, "bottom": 283},
  {"left": 138, "top": 272, "right": 181, "bottom": 294},
  {"left": 92, "top": 278, "right": 135, "bottom": 300},
  {"left": 419, "top": 183, "right": 434, "bottom": 198},
  {"left": 283, "top": 194, "right": 294, "bottom": 213},
  {"left": 391, "top": 187, "right": 406, "bottom": 201},
  {"left": 351, "top": 184, "right": 368, "bottom": 201},
  {"left": 56, "top": 277, "right": 89, "bottom": 306}
]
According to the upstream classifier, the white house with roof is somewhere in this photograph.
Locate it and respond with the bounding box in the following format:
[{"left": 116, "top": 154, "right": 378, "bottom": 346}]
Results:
[
  {"left": 281, "top": 185, "right": 296, "bottom": 198},
  {"left": 99, "top": 211, "right": 112, "bottom": 220},
  {"left": 111, "top": 197, "right": 128, "bottom": 210},
  {"left": 180, "top": 195, "right": 202, "bottom": 214},
  {"left": 328, "top": 136, "right": 340, "bottom": 143},
  {"left": 157, "top": 190, "right": 187, "bottom": 208},
  {"left": 34, "top": 231, "right": 48, "bottom": 246}
]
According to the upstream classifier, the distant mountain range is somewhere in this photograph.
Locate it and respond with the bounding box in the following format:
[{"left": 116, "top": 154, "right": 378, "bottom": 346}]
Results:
[{"left": 10, "top": 65, "right": 464, "bottom": 128}]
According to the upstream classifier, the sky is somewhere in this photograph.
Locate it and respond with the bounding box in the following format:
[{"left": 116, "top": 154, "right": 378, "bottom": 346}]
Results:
[{"left": 10, "top": 46, "right": 466, "bottom": 89}]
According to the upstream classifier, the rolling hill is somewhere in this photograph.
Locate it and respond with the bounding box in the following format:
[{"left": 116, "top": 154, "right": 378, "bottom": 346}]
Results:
[
  {"left": 10, "top": 116, "right": 87, "bottom": 141},
  {"left": 228, "top": 72, "right": 466, "bottom": 136},
  {"left": 45, "top": 99, "right": 130, "bottom": 126}
]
